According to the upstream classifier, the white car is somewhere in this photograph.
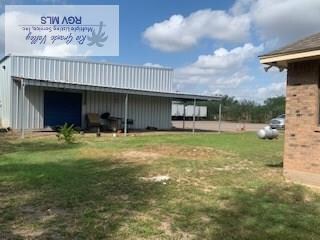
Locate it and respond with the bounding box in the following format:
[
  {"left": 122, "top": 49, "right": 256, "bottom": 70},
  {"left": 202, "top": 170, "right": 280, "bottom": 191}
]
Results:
[{"left": 270, "top": 114, "right": 285, "bottom": 129}]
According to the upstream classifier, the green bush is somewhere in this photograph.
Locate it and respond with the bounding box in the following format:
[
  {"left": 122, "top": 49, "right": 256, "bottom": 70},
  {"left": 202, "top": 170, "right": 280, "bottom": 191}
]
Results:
[{"left": 56, "top": 123, "right": 76, "bottom": 143}]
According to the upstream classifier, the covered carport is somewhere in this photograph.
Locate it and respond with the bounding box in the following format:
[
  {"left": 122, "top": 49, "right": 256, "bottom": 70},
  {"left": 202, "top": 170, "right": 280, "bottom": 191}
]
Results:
[{"left": 14, "top": 77, "right": 221, "bottom": 138}]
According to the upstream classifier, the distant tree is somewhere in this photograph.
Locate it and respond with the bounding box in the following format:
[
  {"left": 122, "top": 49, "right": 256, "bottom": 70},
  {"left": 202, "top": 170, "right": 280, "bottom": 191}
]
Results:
[
  {"left": 203, "top": 95, "right": 285, "bottom": 123},
  {"left": 263, "top": 96, "right": 286, "bottom": 119}
]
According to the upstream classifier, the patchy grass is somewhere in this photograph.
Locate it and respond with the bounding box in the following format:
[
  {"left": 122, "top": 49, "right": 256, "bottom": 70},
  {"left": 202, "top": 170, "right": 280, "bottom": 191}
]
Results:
[{"left": 0, "top": 132, "right": 320, "bottom": 239}]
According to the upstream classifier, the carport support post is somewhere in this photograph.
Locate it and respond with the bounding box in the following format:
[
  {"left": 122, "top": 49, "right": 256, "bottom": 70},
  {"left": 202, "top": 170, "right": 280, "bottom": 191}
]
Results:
[
  {"left": 192, "top": 98, "right": 196, "bottom": 134},
  {"left": 183, "top": 101, "right": 186, "bottom": 129},
  {"left": 124, "top": 93, "right": 128, "bottom": 136},
  {"left": 218, "top": 102, "right": 222, "bottom": 133},
  {"left": 21, "top": 80, "right": 25, "bottom": 139}
]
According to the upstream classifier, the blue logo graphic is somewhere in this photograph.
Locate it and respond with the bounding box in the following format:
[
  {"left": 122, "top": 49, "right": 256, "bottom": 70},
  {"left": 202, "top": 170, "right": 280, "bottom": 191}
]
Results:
[{"left": 87, "top": 21, "right": 108, "bottom": 47}]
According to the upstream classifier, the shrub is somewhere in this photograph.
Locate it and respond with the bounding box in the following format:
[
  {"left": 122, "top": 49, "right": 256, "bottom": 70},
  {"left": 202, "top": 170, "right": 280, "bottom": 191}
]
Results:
[{"left": 56, "top": 123, "right": 76, "bottom": 143}]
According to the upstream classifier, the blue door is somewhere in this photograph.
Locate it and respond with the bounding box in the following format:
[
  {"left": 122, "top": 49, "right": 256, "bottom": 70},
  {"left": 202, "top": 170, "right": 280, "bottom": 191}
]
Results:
[{"left": 44, "top": 91, "right": 82, "bottom": 127}]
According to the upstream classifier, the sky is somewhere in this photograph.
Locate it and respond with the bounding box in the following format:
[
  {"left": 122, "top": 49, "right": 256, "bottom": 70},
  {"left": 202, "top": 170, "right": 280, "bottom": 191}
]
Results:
[{"left": 1, "top": 0, "right": 320, "bottom": 102}]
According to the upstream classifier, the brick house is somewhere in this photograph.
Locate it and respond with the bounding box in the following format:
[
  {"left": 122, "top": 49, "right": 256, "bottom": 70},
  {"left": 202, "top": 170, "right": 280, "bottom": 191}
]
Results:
[{"left": 260, "top": 33, "right": 320, "bottom": 187}]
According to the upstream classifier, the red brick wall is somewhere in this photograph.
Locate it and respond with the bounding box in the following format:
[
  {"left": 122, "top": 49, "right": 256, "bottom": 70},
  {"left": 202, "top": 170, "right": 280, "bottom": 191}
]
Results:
[{"left": 284, "top": 60, "right": 320, "bottom": 186}]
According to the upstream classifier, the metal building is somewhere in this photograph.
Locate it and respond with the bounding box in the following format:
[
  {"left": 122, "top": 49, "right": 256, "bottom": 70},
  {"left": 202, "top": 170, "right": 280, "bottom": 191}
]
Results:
[{"left": 0, "top": 55, "right": 219, "bottom": 134}]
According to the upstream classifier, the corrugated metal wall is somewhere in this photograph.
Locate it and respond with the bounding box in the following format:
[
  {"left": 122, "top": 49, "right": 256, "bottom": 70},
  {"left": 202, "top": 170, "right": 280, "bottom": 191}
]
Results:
[
  {"left": 11, "top": 84, "right": 44, "bottom": 129},
  {"left": 12, "top": 86, "right": 172, "bottom": 130},
  {"left": 85, "top": 91, "right": 171, "bottom": 129},
  {"left": 11, "top": 56, "right": 173, "bottom": 92},
  {"left": 0, "top": 57, "right": 12, "bottom": 127}
]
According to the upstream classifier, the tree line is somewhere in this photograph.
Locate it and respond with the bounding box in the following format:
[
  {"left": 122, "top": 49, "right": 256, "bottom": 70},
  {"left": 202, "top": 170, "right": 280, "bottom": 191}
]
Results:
[{"left": 199, "top": 95, "right": 285, "bottom": 123}]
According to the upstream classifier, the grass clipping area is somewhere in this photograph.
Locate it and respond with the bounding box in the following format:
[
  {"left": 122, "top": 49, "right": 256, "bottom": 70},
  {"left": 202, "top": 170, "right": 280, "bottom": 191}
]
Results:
[{"left": 0, "top": 132, "right": 320, "bottom": 240}]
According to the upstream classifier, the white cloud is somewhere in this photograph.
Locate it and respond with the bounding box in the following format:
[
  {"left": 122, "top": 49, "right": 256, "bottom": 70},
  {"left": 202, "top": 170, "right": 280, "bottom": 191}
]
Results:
[
  {"left": 230, "top": 0, "right": 255, "bottom": 15},
  {"left": 145, "top": 1, "right": 315, "bottom": 100},
  {"left": 144, "top": 1, "right": 320, "bottom": 52},
  {"left": 173, "top": 43, "right": 266, "bottom": 100},
  {"left": 257, "top": 82, "right": 286, "bottom": 99},
  {"left": 174, "top": 43, "right": 263, "bottom": 86},
  {"left": 143, "top": 9, "right": 251, "bottom": 52},
  {"left": 235, "top": 0, "right": 320, "bottom": 46},
  {"left": 143, "top": 62, "right": 165, "bottom": 68}
]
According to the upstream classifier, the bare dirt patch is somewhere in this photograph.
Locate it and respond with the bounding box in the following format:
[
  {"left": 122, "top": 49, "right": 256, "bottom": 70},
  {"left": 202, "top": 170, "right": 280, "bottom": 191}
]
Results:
[
  {"left": 146, "top": 145, "right": 235, "bottom": 160},
  {"left": 79, "top": 144, "right": 236, "bottom": 165},
  {"left": 9, "top": 205, "right": 68, "bottom": 239},
  {"left": 119, "top": 150, "right": 162, "bottom": 164},
  {"left": 211, "top": 159, "right": 255, "bottom": 172},
  {"left": 114, "top": 145, "right": 236, "bottom": 164},
  {"left": 158, "top": 217, "right": 196, "bottom": 240},
  {"left": 79, "top": 148, "right": 114, "bottom": 160},
  {"left": 12, "top": 227, "right": 44, "bottom": 239}
]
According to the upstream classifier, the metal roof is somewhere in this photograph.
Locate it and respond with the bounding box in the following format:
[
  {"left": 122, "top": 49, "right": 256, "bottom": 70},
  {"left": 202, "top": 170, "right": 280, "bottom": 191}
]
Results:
[
  {"left": 2, "top": 55, "right": 221, "bottom": 101},
  {"left": 0, "top": 55, "right": 173, "bottom": 71},
  {"left": 0, "top": 55, "right": 10, "bottom": 64},
  {"left": 7, "top": 55, "right": 174, "bottom": 92},
  {"left": 13, "top": 77, "right": 221, "bottom": 101}
]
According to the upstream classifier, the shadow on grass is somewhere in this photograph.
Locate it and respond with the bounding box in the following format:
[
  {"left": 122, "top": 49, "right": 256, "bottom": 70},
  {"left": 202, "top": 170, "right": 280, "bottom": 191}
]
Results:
[
  {"left": 265, "top": 162, "right": 283, "bottom": 168},
  {"left": 0, "top": 158, "right": 165, "bottom": 239},
  {"left": 173, "top": 184, "right": 320, "bottom": 240},
  {"left": 0, "top": 138, "right": 80, "bottom": 156}
]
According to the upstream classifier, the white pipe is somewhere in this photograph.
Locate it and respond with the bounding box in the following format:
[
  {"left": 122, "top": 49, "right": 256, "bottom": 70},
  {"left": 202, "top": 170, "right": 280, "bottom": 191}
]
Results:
[
  {"left": 183, "top": 102, "right": 185, "bottom": 129},
  {"left": 21, "top": 80, "right": 25, "bottom": 139},
  {"left": 124, "top": 93, "right": 128, "bottom": 136},
  {"left": 218, "top": 103, "right": 222, "bottom": 133},
  {"left": 192, "top": 98, "right": 196, "bottom": 134}
]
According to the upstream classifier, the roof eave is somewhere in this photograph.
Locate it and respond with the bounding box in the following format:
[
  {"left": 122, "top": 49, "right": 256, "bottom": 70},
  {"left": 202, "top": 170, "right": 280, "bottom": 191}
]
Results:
[
  {"left": 0, "top": 55, "right": 11, "bottom": 64},
  {"left": 12, "top": 76, "right": 221, "bottom": 101},
  {"left": 259, "top": 49, "right": 320, "bottom": 68},
  {"left": 1, "top": 55, "right": 174, "bottom": 71}
]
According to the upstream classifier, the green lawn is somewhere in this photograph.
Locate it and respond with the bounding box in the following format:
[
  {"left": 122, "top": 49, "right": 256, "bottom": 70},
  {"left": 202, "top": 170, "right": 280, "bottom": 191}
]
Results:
[{"left": 0, "top": 132, "right": 320, "bottom": 239}]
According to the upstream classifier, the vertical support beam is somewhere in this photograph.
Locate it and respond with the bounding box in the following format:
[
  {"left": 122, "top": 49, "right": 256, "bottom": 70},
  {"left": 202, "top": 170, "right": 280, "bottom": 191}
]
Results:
[
  {"left": 124, "top": 93, "right": 128, "bottom": 136},
  {"left": 218, "top": 102, "right": 222, "bottom": 133},
  {"left": 21, "top": 80, "right": 25, "bottom": 139},
  {"left": 192, "top": 98, "right": 196, "bottom": 134},
  {"left": 182, "top": 101, "right": 185, "bottom": 129}
]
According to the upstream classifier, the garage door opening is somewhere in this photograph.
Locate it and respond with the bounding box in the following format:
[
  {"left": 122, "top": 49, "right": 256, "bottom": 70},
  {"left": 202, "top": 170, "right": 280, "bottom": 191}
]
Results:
[{"left": 44, "top": 91, "right": 82, "bottom": 128}]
